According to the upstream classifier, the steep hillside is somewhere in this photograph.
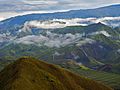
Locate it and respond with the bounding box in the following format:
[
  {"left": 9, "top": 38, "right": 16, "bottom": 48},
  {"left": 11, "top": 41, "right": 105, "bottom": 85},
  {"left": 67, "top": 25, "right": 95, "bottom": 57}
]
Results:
[{"left": 0, "top": 57, "right": 112, "bottom": 90}]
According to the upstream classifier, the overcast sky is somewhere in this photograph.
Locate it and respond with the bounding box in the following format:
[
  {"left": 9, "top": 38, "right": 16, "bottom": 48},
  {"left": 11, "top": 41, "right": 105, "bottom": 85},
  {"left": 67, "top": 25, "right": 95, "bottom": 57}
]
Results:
[{"left": 0, "top": 0, "right": 120, "bottom": 20}]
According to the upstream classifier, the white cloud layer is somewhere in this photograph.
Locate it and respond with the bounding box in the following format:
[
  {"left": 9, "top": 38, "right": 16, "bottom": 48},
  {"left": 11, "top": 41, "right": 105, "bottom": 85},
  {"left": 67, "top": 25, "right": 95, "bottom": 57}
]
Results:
[
  {"left": 20, "top": 17, "right": 120, "bottom": 31},
  {"left": 89, "top": 31, "right": 111, "bottom": 37},
  {"left": 14, "top": 31, "right": 97, "bottom": 48},
  {"left": 15, "top": 31, "right": 85, "bottom": 48},
  {"left": 0, "top": 0, "right": 120, "bottom": 12}
]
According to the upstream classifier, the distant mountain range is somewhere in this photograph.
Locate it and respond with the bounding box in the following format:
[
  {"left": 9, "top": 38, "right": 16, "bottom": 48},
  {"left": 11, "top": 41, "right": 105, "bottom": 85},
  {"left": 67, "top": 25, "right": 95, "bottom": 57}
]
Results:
[
  {"left": 0, "top": 4, "right": 120, "bottom": 26},
  {"left": 0, "top": 3, "right": 120, "bottom": 74},
  {"left": 0, "top": 4, "right": 120, "bottom": 37}
]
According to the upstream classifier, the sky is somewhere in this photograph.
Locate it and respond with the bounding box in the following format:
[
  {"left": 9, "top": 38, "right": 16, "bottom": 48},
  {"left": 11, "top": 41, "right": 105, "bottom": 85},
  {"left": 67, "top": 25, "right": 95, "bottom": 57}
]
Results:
[{"left": 0, "top": 0, "right": 120, "bottom": 20}]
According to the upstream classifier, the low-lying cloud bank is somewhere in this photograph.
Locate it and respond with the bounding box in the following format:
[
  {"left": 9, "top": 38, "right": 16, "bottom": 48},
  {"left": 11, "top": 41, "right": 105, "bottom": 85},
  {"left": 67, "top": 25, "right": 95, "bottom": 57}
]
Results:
[
  {"left": 21, "top": 17, "right": 120, "bottom": 31},
  {"left": 1, "top": 16, "right": 119, "bottom": 48},
  {"left": 15, "top": 31, "right": 85, "bottom": 48},
  {"left": 89, "top": 31, "right": 111, "bottom": 37},
  {"left": 15, "top": 30, "right": 111, "bottom": 48},
  {"left": 14, "top": 17, "right": 117, "bottom": 47}
]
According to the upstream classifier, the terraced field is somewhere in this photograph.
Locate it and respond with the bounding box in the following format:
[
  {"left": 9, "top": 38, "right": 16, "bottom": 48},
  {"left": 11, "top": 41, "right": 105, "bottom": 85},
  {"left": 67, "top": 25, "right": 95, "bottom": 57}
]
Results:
[{"left": 68, "top": 67, "right": 120, "bottom": 90}]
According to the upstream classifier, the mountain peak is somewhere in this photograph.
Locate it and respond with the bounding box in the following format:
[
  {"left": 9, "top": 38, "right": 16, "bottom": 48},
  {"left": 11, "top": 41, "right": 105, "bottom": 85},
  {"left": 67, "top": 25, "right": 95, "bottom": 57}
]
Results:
[{"left": 0, "top": 57, "right": 112, "bottom": 90}]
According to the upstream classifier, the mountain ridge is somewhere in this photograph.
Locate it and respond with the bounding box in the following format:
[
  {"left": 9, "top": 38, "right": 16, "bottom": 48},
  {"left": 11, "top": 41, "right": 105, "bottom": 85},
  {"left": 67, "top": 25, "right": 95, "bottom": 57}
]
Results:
[
  {"left": 0, "top": 4, "right": 120, "bottom": 27},
  {"left": 0, "top": 57, "right": 113, "bottom": 90}
]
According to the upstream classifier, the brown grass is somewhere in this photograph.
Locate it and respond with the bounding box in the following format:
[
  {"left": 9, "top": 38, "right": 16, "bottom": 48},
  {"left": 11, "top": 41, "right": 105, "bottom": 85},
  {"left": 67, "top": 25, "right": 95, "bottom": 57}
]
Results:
[{"left": 0, "top": 56, "right": 113, "bottom": 90}]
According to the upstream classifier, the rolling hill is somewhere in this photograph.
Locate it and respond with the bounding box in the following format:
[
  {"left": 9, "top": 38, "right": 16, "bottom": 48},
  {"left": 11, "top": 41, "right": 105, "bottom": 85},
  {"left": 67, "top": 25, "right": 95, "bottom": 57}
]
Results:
[{"left": 0, "top": 57, "right": 113, "bottom": 90}]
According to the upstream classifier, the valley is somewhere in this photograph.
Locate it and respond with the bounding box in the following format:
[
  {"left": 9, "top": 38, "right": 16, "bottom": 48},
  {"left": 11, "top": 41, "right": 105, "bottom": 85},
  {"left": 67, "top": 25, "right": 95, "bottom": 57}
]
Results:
[{"left": 0, "top": 4, "right": 120, "bottom": 90}]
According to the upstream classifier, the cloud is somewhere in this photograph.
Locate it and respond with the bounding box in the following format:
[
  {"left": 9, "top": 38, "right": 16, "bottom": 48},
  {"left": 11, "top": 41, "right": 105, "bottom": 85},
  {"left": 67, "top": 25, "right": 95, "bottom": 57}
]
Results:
[
  {"left": 76, "top": 38, "right": 95, "bottom": 46},
  {"left": 0, "top": 0, "right": 120, "bottom": 12},
  {"left": 14, "top": 31, "right": 96, "bottom": 48},
  {"left": 22, "top": 0, "right": 120, "bottom": 10},
  {"left": 21, "top": 18, "right": 88, "bottom": 30},
  {"left": 88, "top": 31, "right": 111, "bottom": 37},
  {"left": 20, "top": 17, "right": 120, "bottom": 32},
  {"left": 23, "top": 0, "right": 59, "bottom": 5},
  {"left": 15, "top": 31, "right": 84, "bottom": 48},
  {"left": 0, "top": 17, "right": 5, "bottom": 21}
]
